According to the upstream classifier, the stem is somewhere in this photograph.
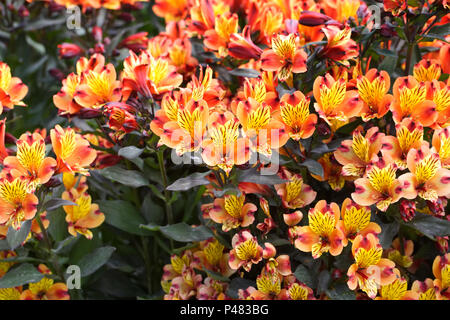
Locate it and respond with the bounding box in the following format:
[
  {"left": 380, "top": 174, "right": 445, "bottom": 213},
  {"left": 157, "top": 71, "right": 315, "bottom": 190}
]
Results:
[
  {"left": 405, "top": 42, "right": 414, "bottom": 76},
  {"left": 156, "top": 149, "right": 174, "bottom": 250}
]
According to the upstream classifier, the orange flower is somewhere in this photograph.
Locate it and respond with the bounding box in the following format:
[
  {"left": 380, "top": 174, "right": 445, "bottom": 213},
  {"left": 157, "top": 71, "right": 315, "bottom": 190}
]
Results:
[
  {"left": 352, "top": 158, "right": 403, "bottom": 211},
  {"left": 104, "top": 102, "right": 138, "bottom": 139},
  {"left": 201, "top": 111, "right": 251, "bottom": 174},
  {"left": 313, "top": 73, "right": 362, "bottom": 131},
  {"left": 384, "top": 0, "right": 407, "bottom": 16},
  {"left": 228, "top": 230, "right": 263, "bottom": 272},
  {"left": 413, "top": 59, "right": 442, "bottom": 82},
  {"left": 236, "top": 98, "right": 289, "bottom": 157},
  {"left": 347, "top": 233, "right": 399, "bottom": 299},
  {"left": 391, "top": 76, "right": 437, "bottom": 127},
  {"left": 74, "top": 56, "right": 121, "bottom": 109},
  {"left": 399, "top": 143, "right": 450, "bottom": 202},
  {"left": 375, "top": 278, "right": 419, "bottom": 300},
  {"left": 20, "top": 267, "right": 69, "bottom": 300},
  {"left": 0, "top": 62, "right": 28, "bottom": 113},
  {"left": 0, "top": 175, "right": 38, "bottom": 230},
  {"left": 432, "top": 127, "right": 450, "bottom": 168},
  {"left": 209, "top": 193, "right": 257, "bottom": 231},
  {"left": 334, "top": 127, "right": 385, "bottom": 177},
  {"left": 3, "top": 132, "right": 56, "bottom": 191},
  {"left": 411, "top": 278, "right": 438, "bottom": 300},
  {"left": 356, "top": 69, "right": 393, "bottom": 121},
  {"left": 192, "top": 239, "right": 235, "bottom": 278},
  {"left": 275, "top": 169, "right": 316, "bottom": 209},
  {"left": 261, "top": 34, "right": 307, "bottom": 81},
  {"left": 153, "top": 0, "right": 188, "bottom": 22},
  {"left": 62, "top": 189, "right": 105, "bottom": 239},
  {"left": 122, "top": 50, "right": 183, "bottom": 100},
  {"left": 337, "top": 198, "right": 381, "bottom": 246},
  {"left": 381, "top": 118, "right": 424, "bottom": 170},
  {"left": 432, "top": 253, "right": 450, "bottom": 299},
  {"left": 228, "top": 25, "right": 263, "bottom": 60},
  {"left": 274, "top": 91, "right": 317, "bottom": 141},
  {"left": 151, "top": 95, "right": 209, "bottom": 156},
  {"left": 292, "top": 200, "right": 345, "bottom": 259},
  {"left": 320, "top": 25, "right": 358, "bottom": 65},
  {"left": 50, "top": 125, "right": 97, "bottom": 175},
  {"left": 204, "top": 13, "right": 239, "bottom": 57},
  {"left": 426, "top": 80, "right": 450, "bottom": 127},
  {"left": 0, "top": 120, "right": 9, "bottom": 162},
  {"left": 312, "top": 152, "right": 347, "bottom": 191}
]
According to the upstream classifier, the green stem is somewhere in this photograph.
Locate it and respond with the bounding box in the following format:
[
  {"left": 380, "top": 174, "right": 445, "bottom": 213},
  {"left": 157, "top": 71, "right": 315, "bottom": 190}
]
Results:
[
  {"left": 157, "top": 149, "right": 174, "bottom": 225},
  {"left": 405, "top": 42, "right": 414, "bottom": 76}
]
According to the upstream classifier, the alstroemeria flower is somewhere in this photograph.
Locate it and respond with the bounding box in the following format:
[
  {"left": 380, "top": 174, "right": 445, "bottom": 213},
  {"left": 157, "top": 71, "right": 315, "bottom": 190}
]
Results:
[
  {"left": 209, "top": 193, "right": 257, "bottom": 231},
  {"left": 162, "top": 251, "right": 194, "bottom": 284},
  {"left": 229, "top": 230, "right": 263, "bottom": 272},
  {"left": 152, "top": 96, "right": 209, "bottom": 156},
  {"left": 152, "top": 0, "right": 188, "bottom": 22},
  {"left": 228, "top": 25, "right": 263, "bottom": 60},
  {"left": 337, "top": 198, "right": 381, "bottom": 246},
  {"left": 347, "top": 233, "right": 399, "bottom": 299},
  {"left": 192, "top": 239, "right": 235, "bottom": 278},
  {"left": 0, "top": 62, "right": 28, "bottom": 113},
  {"left": 74, "top": 57, "right": 122, "bottom": 109},
  {"left": 432, "top": 253, "right": 450, "bottom": 299},
  {"left": 236, "top": 98, "right": 289, "bottom": 157},
  {"left": 375, "top": 278, "right": 418, "bottom": 300},
  {"left": 399, "top": 143, "right": 450, "bottom": 202},
  {"left": 312, "top": 152, "right": 347, "bottom": 191},
  {"left": 334, "top": 127, "right": 385, "bottom": 177},
  {"left": 20, "top": 276, "right": 69, "bottom": 300},
  {"left": 411, "top": 279, "right": 438, "bottom": 300},
  {"left": 204, "top": 13, "right": 238, "bottom": 57},
  {"left": 286, "top": 282, "right": 315, "bottom": 300},
  {"left": 260, "top": 34, "right": 307, "bottom": 81},
  {"left": 313, "top": 73, "right": 362, "bottom": 131},
  {"left": 432, "top": 127, "right": 450, "bottom": 169},
  {"left": 391, "top": 76, "right": 437, "bottom": 127},
  {"left": 387, "top": 238, "right": 414, "bottom": 269},
  {"left": 0, "top": 175, "right": 37, "bottom": 230},
  {"left": 164, "top": 266, "right": 202, "bottom": 300},
  {"left": 384, "top": 0, "right": 407, "bottom": 16},
  {"left": 104, "top": 102, "right": 138, "bottom": 139},
  {"left": 201, "top": 111, "right": 251, "bottom": 175},
  {"left": 356, "top": 69, "right": 393, "bottom": 121},
  {"left": 320, "top": 25, "right": 358, "bottom": 66},
  {"left": 413, "top": 59, "right": 442, "bottom": 82},
  {"left": 352, "top": 158, "right": 403, "bottom": 212},
  {"left": 121, "top": 50, "right": 183, "bottom": 100},
  {"left": 427, "top": 80, "right": 450, "bottom": 128},
  {"left": 275, "top": 169, "right": 316, "bottom": 209},
  {"left": 3, "top": 132, "right": 56, "bottom": 191},
  {"left": 62, "top": 189, "right": 105, "bottom": 239},
  {"left": 50, "top": 125, "right": 97, "bottom": 175},
  {"left": 381, "top": 118, "right": 423, "bottom": 170},
  {"left": 275, "top": 91, "right": 317, "bottom": 141},
  {"left": 245, "top": 265, "right": 286, "bottom": 300},
  {"left": 292, "top": 200, "right": 345, "bottom": 259}
]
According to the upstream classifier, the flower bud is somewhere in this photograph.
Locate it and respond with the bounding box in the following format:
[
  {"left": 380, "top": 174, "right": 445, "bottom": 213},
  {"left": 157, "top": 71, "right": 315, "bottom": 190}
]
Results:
[
  {"left": 57, "top": 43, "right": 84, "bottom": 59},
  {"left": 18, "top": 5, "right": 29, "bottom": 18},
  {"left": 283, "top": 210, "right": 303, "bottom": 226},
  {"left": 400, "top": 199, "right": 416, "bottom": 222},
  {"left": 92, "top": 26, "right": 103, "bottom": 43},
  {"left": 298, "top": 11, "right": 331, "bottom": 26}
]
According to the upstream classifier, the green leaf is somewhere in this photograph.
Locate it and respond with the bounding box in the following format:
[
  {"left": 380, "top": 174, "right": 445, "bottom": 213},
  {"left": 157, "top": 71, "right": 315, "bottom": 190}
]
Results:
[
  {"left": 42, "top": 199, "right": 77, "bottom": 212},
  {"left": 166, "top": 172, "right": 211, "bottom": 191},
  {"left": 47, "top": 208, "right": 69, "bottom": 242},
  {"left": 293, "top": 265, "right": 314, "bottom": 288},
  {"left": 78, "top": 246, "right": 116, "bottom": 277},
  {"left": 141, "top": 194, "right": 164, "bottom": 225},
  {"left": 237, "top": 167, "right": 287, "bottom": 185},
  {"left": 228, "top": 68, "right": 260, "bottom": 78},
  {"left": 301, "top": 159, "right": 324, "bottom": 178},
  {"left": 374, "top": 48, "right": 398, "bottom": 58},
  {"left": 326, "top": 283, "right": 356, "bottom": 300},
  {"left": 99, "top": 166, "right": 149, "bottom": 188},
  {"left": 204, "top": 268, "right": 230, "bottom": 282},
  {"left": 6, "top": 220, "right": 32, "bottom": 250},
  {"left": 403, "top": 212, "right": 450, "bottom": 240},
  {"left": 118, "top": 146, "right": 144, "bottom": 159},
  {"left": 159, "top": 223, "right": 214, "bottom": 242},
  {"left": 98, "top": 200, "right": 152, "bottom": 236},
  {"left": 0, "top": 263, "right": 44, "bottom": 288}
]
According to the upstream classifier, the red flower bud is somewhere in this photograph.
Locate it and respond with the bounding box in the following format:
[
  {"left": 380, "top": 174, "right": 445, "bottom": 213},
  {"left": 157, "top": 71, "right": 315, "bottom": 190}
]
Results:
[
  {"left": 92, "top": 26, "right": 103, "bottom": 43},
  {"left": 400, "top": 199, "right": 416, "bottom": 222},
  {"left": 18, "top": 5, "right": 29, "bottom": 18},
  {"left": 298, "top": 11, "right": 331, "bottom": 26},
  {"left": 57, "top": 43, "right": 84, "bottom": 59}
]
